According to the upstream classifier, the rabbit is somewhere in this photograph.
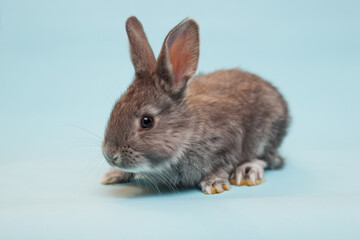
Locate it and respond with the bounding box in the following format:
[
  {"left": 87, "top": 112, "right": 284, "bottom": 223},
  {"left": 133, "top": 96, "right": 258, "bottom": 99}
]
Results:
[{"left": 101, "top": 16, "right": 290, "bottom": 194}]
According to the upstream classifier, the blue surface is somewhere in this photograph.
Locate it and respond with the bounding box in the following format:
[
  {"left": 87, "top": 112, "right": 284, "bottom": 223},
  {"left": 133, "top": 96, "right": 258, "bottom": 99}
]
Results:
[{"left": 1, "top": 0, "right": 360, "bottom": 239}]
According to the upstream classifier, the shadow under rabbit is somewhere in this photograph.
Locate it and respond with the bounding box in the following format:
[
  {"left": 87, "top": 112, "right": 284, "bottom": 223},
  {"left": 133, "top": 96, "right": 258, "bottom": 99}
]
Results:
[{"left": 100, "top": 159, "right": 316, "bottom": 199}]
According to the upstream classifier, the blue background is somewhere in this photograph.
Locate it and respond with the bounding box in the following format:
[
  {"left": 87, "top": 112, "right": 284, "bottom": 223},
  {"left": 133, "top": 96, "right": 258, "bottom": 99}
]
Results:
[{"left": 1, "top": 0, "right": 360, "bottom": 239}]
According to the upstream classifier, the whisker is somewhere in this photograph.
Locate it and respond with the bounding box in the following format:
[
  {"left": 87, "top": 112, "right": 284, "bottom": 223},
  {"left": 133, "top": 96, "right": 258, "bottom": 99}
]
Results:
[
  {"left": 153, "top": 170, "right": 177, "bottom": 193},
  {"left": 163, "top": 170, "right": 180, "bottom": 193},
  {"left": 143, "top": 171, "right": 161, "bottom": 194},
  {"left": 140, "top": 172, "right": 151, "bottom": 193},
  {"left": 66, "top": 123, "right": 102, "bottom": 140}
]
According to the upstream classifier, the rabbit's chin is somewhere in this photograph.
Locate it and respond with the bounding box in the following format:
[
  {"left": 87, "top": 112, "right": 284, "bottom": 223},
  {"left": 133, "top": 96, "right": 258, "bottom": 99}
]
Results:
[
  {"left": 115, "top": 162, "right": 152, "bottom": 173},
  {"left": 114, "top": 156, "right": 174, "bottom": 174}
]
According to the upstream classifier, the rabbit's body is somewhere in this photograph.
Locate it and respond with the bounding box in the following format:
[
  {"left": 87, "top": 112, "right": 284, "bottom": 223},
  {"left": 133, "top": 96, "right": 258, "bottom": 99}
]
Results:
[
  {"left": 188, "top": 69, "right": 288, "bottom": 168},
  {"left": 101, "top": 17, "right": 290, "bottom": 194},
  {"left": 140, "top": 69, "right": 289, "bottom": 188}
]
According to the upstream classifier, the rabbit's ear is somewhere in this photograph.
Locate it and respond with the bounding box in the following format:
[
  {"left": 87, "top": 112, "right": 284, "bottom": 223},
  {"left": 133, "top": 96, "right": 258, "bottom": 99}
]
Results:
[
  {"left": 156, "top": 18, "right": 200, "bottom": 97},
  {"left": 126, "top": 16, "right": 156, "bottom": 75}
]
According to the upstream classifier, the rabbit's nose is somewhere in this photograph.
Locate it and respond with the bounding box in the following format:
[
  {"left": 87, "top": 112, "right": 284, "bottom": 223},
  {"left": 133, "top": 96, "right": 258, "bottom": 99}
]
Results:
[{"left": 102, "top": 151, "right": 120, "bottom": 166}]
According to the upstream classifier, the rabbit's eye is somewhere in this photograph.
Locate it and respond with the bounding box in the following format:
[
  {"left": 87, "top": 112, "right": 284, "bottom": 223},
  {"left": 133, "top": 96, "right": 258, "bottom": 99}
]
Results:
[{"left": 140, "top": 116, "right": 154, "bottom": 129}]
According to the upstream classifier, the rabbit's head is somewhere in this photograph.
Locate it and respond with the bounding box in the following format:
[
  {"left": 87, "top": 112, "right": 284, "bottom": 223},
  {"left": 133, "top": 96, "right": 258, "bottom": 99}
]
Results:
[{"left": 102, "top": 17, "right": 199, "bottom": 172}]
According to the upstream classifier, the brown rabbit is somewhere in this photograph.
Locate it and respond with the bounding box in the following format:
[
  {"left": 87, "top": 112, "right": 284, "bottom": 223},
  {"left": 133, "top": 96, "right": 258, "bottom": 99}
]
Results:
[{"left": 101, "top": 16, "right": 289, "bottom": 194}]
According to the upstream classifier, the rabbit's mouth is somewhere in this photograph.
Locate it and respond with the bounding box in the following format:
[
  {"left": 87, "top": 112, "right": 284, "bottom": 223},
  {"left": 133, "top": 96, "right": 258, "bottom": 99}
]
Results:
[
  {"left": 102, "top": 143, "right": 144, "bottom": 171},
  {"left": 106, "top": 151, "right": 153, "bottom": 173},
  {"left": 102, "top": 141, "right": 173, "bottom": 173},
  {"left": 102, "top": 150, "right": 118, "bottom": 167}
]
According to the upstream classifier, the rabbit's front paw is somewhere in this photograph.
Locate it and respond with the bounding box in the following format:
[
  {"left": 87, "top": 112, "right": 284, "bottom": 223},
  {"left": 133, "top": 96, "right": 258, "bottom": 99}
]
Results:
[
  {"left": 230, "top": 160, "right": 267, "bottom": 186},
  {"left": 200, "top": 170, "right": 231, "bottom": 194},
  {"left": 200, "top": 178, "right": 231, "bottom": 194},
  {"left": 101, "top": 168, "right": 134, "bottom": 185}
]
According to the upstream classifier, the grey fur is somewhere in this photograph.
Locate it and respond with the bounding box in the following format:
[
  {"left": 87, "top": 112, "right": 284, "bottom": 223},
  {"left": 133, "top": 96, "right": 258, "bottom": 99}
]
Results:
[{"left": 101, "top": 16, "right": 290, "bottom": 194}]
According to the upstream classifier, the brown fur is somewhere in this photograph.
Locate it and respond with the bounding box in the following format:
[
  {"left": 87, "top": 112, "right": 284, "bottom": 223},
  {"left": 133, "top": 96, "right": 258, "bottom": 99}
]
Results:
[{"left": 102, "top": 17, "right": 290, "bottom": 192}]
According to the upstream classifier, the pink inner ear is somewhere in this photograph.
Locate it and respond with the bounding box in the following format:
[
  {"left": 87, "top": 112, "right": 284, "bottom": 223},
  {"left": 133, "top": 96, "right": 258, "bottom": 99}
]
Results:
[{"left": 168, "top": 29, "right": 194, "bottom": 84}]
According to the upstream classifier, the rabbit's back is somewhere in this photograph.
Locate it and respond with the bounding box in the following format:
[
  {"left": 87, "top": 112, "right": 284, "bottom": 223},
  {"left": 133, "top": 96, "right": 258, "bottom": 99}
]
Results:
[{"left": 187, "top": 68, "right": 288, "bottom": 122}]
